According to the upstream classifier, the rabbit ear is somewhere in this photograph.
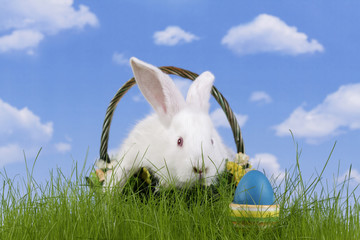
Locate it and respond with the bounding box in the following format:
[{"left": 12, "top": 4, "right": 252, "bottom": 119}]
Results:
[
  {"left": 130, "top": 57, "right": 186, "bottom": 124},
  {"left": 186, "top": 71, "right": 214, "bottom": 112}
]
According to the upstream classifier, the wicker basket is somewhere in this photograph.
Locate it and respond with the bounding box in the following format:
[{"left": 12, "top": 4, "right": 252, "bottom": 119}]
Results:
[{"left": 99, "top": 66, "right": 245, "bottom": 164}]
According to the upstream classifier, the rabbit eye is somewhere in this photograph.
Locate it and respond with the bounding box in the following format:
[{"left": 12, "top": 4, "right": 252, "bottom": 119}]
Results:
[
  {"left": 177, "top": 137, "right": 183, "bottom": 147},
  {"left": 211, "top": 139, "right": 214, "bottom": 145}
]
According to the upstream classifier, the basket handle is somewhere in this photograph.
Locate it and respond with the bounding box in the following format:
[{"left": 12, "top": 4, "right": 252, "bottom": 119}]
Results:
[{"left": 100, "top": 66, "right": 244, "bottom": 163}]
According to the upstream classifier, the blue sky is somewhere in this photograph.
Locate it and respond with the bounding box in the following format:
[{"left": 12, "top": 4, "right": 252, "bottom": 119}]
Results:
[{"left": 1, "top": 0, "right": 360, "bottom": 188}]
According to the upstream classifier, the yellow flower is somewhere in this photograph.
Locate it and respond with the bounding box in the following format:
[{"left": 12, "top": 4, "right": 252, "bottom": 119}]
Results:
[{"left": 227, "top": 153, "right": 252, "bottom": 185}]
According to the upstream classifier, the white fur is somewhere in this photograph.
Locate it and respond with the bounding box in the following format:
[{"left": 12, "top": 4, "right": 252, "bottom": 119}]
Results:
[{"left": 98, "top": 57, "right": 234, "bottom": 189}]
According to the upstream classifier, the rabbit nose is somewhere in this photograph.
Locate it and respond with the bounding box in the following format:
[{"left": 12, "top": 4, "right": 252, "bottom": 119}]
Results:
[{"left": 193, "top": 167, "right": 208, "bottom": 174}]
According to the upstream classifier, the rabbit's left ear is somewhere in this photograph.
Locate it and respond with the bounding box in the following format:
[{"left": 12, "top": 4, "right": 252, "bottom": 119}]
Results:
[
  {"left": 186, "top": 71, "right": 214, "bottom": 112},
  {"left": 130, "top": 57, "right": 186, "bottom": 124}
]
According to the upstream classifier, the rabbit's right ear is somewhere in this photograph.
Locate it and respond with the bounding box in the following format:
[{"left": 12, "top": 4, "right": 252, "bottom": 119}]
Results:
[
  {"left": 186, "top": 71, "right": 214, "bottom": 113},
  {"left": 130, "top": 57, "right": 186, "bottom": 125}
]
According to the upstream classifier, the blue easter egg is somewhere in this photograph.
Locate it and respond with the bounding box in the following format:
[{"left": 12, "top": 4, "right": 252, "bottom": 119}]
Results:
[{"left": 233, "top": 170, "right": 275, "bottom": 205}]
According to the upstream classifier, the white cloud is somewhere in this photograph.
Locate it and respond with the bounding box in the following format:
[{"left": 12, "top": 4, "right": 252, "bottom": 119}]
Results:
[
  {"left": 250, "top": 153, "right": 285, "bottom": 181},
  {"left": 210, "top": 108, "right": 248, "bottom": 128},
  {"left": 0, "top": 144, "right": 23, "bottom": 167},
  {"left": 0, "top": 144, "right": 41, "bottom": 167},
  {"left": 274, "top": 83, "right": 360, "bottom": 142},
  {"left": 249, "top": 91, "right": 272, "bottom": 104},
  {"left": 0, "top": 99, "right": 53, "bottom": 142},
  {"left": 0, "top": 0, "right": 98, "bottom": 53},
  {"left": 338, "top": 169, "right": 360, "bottom": 185},
  {"left": 112, "top": 52, "right": 129, "bottom": 66},
  {"left": 0, "top": 29, "right": 44, "bottom": 53},
  {"left": 222, "top": 14, "right": 324, "bottom": 55},
  {"left": 132, "top": 94, "right": 144, "bottom": 103},
  {"left": 153, "top": 26, "right": 199, "bottom": 46},
  {"left": 55, "top": 142, "right": 71, "bottom": 154},
  {"left": 0, "top": 98, "right": 53, "bottom": 166}
]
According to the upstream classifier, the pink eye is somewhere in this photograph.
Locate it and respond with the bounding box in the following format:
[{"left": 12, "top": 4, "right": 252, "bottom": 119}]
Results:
[{"left": 177, "top": 137, "right": 183, "bottom": 147}]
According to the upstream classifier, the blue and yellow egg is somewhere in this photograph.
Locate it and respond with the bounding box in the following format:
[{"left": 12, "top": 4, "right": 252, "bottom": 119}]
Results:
[{"left": 230, "top": 170, "right": 279, "bottom": 226}]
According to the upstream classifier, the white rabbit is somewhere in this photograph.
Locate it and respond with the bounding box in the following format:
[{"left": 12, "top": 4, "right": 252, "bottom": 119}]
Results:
[{"left": 97, "top": 57, "right": 234, "bottom": 190}]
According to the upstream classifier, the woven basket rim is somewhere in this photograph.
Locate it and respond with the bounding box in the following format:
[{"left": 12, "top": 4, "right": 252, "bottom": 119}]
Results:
[{"left": 99, "top": 66, "right": 244, "bottom": 163}]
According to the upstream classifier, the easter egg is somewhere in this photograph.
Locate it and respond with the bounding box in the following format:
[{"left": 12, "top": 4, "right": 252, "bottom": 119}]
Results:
[
  {"left": 229, "top": 202, "right": 279, "bottom": 226},
  {"left": 233, "top": 170, "right": 275, "bottom": 205},
  {"left": 229, "top": 170, "right": 279, "bottom": 226}
]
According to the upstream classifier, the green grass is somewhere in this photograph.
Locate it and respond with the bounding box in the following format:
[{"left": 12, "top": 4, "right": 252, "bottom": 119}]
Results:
[{"left": 0, "top": 143, "right": 359, "bottom": 240}]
